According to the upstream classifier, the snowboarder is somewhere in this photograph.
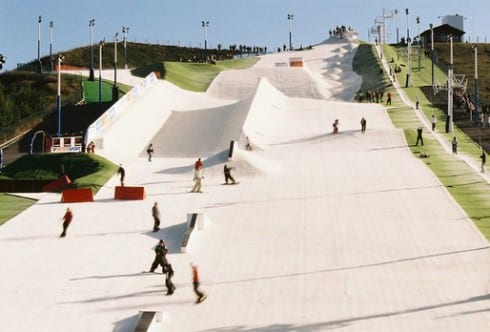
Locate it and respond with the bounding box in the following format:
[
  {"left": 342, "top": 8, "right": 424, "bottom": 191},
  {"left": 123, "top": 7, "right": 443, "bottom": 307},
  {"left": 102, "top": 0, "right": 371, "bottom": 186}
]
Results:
[
  {"left": 147, "top": 143, "right": 154, "bottom": 162},
  {"left": 223, "top": 164, "right": 236, "bottom": 184},
  {"left": 59, "top": 207, "right": 73, "bottom": 238},
  {"left": 152, "top": 202, "right": 161, "bottom": 232},
  {"left": 149, "top": 239, "right": 168, "bottom": 273},
  {"left": 360, "top": 117, "right": 367, "bottom": 133},
  {"left": 163, "top": 262, "right": 176, "bottom": 295},
  {"left": 431, "top": 114, "right": 437, "bottom": 131},
  {"left": 332, "top": 119, "right": 339, "bottom": 134},
  {"left": 191, "top": 166, "right": 204, "bottom": 193},
  {"left": 191, "top": 263, "right": 206, "bottom": 303},
  {"left": 117, "top": 164, "right": 125, "bottom": 186}
]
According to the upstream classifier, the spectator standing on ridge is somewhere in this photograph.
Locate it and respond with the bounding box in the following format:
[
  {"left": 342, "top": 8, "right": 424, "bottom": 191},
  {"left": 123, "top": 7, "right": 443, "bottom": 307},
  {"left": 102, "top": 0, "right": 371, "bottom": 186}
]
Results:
[
  {"left": 191, "top": 263, "right": 206, "bottom": 303},
  {"left": 386, "top": 91, "right": 392, "bottom": 105},
  {"left": 117, "top": 164, "right": 125, "bottom": 186},
  {"left": 147, "top": 143, "right": 154, "bottom": 162},
  {"left": 152, "top": 202, "right": 161, "bottom": 232},
  {"left": 452, "top": 137, "right": 458, "bottom": 154},
  {"left": 431, "top": 114, "right": 437, "bottom": 131},
  {"left": 59, "top": 207, "right": 73, "bottom": 238},
  {"left": 149, "top": 239, "right": 168, "bottom": 273},
  {"left": 415, "top": 127, "right": 424, "bottom": 146},
  {"left": 223, "top": 164, "right": 236, "bottom": 184},
  {"left": 480, "top": 150, "right": 486, "bottom": 173},
  {"left": 360, "top": 117, "right": 367, "bottom": 133}
]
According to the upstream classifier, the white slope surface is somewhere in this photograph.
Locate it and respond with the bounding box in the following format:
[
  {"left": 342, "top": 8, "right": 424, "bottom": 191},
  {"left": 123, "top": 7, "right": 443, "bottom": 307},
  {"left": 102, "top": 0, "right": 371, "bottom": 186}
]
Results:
[{"left": 1, "top": 38, "right": 489, "bottom": 332}]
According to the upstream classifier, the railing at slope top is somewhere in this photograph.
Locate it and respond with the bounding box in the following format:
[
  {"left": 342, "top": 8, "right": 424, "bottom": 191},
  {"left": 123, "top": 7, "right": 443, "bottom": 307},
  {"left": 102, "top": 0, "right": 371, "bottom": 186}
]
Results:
[{"left": 84, "top": 72, "right": 158, "bottom": 147}]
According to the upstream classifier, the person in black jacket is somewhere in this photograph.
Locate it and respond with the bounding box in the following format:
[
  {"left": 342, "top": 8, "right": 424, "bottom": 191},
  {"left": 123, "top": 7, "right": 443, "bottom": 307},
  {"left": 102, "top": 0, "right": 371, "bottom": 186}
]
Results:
[
  {"left": 163, "top": 262, "right": 176, "bottom": 295},
  {"left": 117, "top": 164, "right": 125, "bottom": 186},
  {"left": 223, "top": 164, "right": 236, "bottom": 184},
  {"left": 149, "top": 239, "right": 168, "bottom": 273}
]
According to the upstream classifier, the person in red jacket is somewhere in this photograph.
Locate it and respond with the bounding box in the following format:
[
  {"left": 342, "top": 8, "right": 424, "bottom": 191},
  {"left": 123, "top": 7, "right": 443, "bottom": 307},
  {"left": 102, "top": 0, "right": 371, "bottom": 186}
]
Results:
[
  {"left": 60, "top": 207, "right": 73, "bottom": 238},
  {"left": 191, "top": 263, "right": 206, "bottom": 303}
]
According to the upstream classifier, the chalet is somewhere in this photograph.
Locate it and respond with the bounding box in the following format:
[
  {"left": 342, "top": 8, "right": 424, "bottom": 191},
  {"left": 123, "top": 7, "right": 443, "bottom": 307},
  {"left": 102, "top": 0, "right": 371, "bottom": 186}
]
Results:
[{"left": 419, "top": 24, "right": 465, "bottom": 46}]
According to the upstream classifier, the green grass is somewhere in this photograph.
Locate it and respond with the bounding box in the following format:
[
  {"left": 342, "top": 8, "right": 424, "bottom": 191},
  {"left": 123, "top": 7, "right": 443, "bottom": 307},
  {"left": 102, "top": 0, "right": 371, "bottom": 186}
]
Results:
[
  {"left": 355, "top": 43, "right": 490, "bottom": 241},
  {"left": 0, "top": 194, "right": 37, "bottom": 226},
  {"left": 82, "top": 79, "right": 115, "bottom": 103},
  {"left": 164, "top": 57, "right": 259, "bottom": 92},
  {"left": 1, "top": 153, "right": 118, "bottom": 191}
]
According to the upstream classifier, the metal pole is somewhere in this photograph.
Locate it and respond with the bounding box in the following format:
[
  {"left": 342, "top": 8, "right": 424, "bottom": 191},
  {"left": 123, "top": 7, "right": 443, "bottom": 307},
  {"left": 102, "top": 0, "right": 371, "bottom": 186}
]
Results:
[
  {"left": 38, "top": 16, "right": 42, "bottom": 73},
  {"left": 49, "top": 21, "right": 53, "bottom": 72},
  {"left": 430, "top": 23, "right": 434, "bottom": 87},
  {"left": 202, "top": 21, "right": 209, "bottom": 62},
  {"left": 89, "top": 19, "right": 95, "bottom": 81},
  {"left": 123, "top": 27, "right": 129, "bottom": 70},
  {"left": 288, "top": 14, "right": 294, "bottom": 51},
  {"left": 394, "top": 9, "right": 399, "bottom": 43},
  {"left": 99, "top": 41, "right": 104, "bottom": 104},
  {"left": 57, "top": 55, "right": 63, "bottom": 136},
  {"left": 405, "top": 8, "right": 411, "bottom": 88},
  {"left": 474, "top": 45, "right": 479, "bottom": 125},
  {"left": 112, "top": 33, "right": 119, "bottom": 101},
  {"left": 446, "top": 36, "right": 453, "bottom": 133}
]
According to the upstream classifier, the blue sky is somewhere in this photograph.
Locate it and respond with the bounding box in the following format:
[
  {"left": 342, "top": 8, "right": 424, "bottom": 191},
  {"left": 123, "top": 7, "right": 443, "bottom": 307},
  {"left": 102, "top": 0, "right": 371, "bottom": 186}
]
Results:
[{"left": 0, "top": 0, "right": 488, "bottom": 71}]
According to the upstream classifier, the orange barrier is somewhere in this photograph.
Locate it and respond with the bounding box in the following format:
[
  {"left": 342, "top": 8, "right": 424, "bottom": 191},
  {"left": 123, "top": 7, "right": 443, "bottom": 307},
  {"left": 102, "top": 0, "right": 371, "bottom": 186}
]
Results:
[
  {"left": 114, "top": 186, "right": 146, "bottom": 200},
  {"left": 43, "top": 175, "right": 72, "bottom": 192},
  {"left": 61, "top": 188, "right": 94, "bottom": 203}
]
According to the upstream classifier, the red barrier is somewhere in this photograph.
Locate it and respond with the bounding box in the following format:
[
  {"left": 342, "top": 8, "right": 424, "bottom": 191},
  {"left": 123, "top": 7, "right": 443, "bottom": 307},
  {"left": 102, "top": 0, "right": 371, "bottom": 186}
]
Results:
[
  {"left": 43, "top": 175, "right": 71, "bottom": 192},
  {"left": 61, "top": 188, "right": 94, "bottom": 203},
  {"left": 114, "top": 186, "right": 146, "bottom": 200}
]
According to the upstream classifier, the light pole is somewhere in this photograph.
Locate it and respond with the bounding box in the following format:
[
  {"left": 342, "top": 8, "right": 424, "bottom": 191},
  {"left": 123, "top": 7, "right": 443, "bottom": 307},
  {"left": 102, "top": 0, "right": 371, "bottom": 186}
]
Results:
[
  {"left": 430, "top": 23, "right": 434, "bottom": 87},
  {"left": 416, "top": 16, "right": 421, "bottom": 69},
  {"left": 446, "top": 35, "right": 454, "bottom": 133},
  {"left": 287, "top": 13, "right": 294, "bottom": 51},
  {"left": 49, "top": 21, "right": 53, "bottom": 72},
  {"left": 122, "top": 26, "right": 129, "bottom": 70},
  {"left": 472, "top": 45, "right": 479, "bottom": 125},
  {"left": 99, "top": 40, "right": 104, "bottom": 104},
  {"left": 56, "top": 54, "right": 65, "bottom": 137},
  {"left": 201, "top": 21, "right": 209, "bottom": 62},
  {"left": 37, "top": 15, "right": 42, "bottom": 73},
  {"left": 112, "top": 32, "right": 119, "bottom": 101},
  {"left": 394, "top": 9, "right": 399, "bottom": 43},
  {"left": 405, "top": 8, "right": 411, "bottom": 88},
  {"left": 89, "top": 19, "right": 95, "bottom": 81}
]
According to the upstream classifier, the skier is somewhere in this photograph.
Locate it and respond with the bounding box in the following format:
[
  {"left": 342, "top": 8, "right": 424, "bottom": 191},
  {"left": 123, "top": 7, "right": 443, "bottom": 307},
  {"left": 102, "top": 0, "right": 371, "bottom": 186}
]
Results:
[{"left": 152, "top": 202, "right": 161, "bottom": 232}]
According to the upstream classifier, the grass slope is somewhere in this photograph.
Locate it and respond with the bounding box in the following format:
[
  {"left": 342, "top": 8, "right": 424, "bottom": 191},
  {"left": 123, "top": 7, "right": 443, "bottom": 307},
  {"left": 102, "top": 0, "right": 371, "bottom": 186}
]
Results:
[
  {"left": 0, "top": 194, "right": 37, "bottom": 226},
  {"left": 164, "top": 57, "right": 259, "bottom": 92},
  {"left": 1, "top": 153, "right": 118, "bottom": 190},
  {"left": 354, "top": 42, "right": 490, "bottom": 241}
]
